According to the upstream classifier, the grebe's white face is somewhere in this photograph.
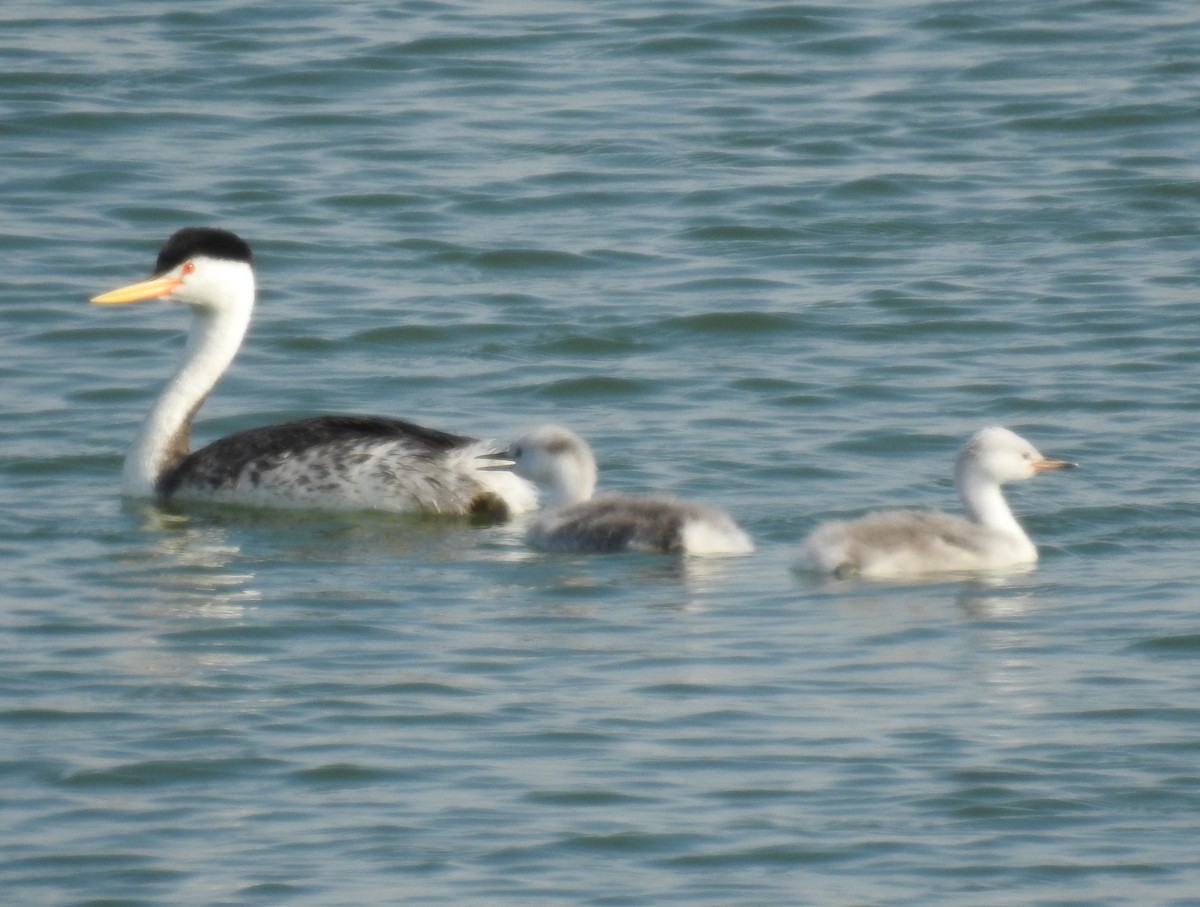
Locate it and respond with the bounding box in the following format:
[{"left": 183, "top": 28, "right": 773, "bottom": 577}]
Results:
[
  {"left": 166, "top": 257, "right": 256, "bottom": 314},
  {"left": 91, "top": 254, "right": 255, "bottom": 317}
]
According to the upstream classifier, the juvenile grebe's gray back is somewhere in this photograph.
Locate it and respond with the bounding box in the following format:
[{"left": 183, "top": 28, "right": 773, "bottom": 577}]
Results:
[
  {"left": 793, "top": 427, "right": 1076, "bottom": 578},
  {"left": 91, "top": 227, "right": 536, "bottom": 520},
  {"left": 485, "top": 425, "right": 754, "bottom": 556}
]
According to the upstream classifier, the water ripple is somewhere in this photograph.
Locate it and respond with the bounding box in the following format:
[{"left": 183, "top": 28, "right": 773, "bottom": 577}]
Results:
[{"left": 4, "top": 2, "right": 1200, "bottom": 905}]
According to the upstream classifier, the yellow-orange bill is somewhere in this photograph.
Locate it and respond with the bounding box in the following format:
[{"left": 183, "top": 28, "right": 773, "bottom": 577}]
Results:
[
  {"left": 90, "top": 275, "right": 182, "bottom": 305},
  {"left": 1033, "top": 457, "right": 1077, "bottom": 472}
]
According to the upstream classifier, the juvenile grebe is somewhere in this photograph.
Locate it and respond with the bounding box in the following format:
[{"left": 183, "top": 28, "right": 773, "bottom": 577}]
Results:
[
  {"left": 794, "top": 427, "right": 1075, "bottom": 578},
  {"left": 485, "top": 425, "right": 753, "bottom": 556}
]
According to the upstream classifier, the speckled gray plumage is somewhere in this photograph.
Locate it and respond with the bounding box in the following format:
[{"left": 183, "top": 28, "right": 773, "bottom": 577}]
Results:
[
  {"left": 800, "top": 509, "right": 1009, "bottom": 577},
  {"left": 158, "top": 415, "right": 527, "bottom": 520},
  {"left": 528, "top": 494, "right": 740, "bottom": 555}
]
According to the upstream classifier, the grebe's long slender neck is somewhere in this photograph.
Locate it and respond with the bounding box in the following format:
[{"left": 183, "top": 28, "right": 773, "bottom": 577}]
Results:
[
  {"left": 123, "top": 285, "right": 253, "bottom": 496},
  {"left": 547, "top": 473, "right": 592, "bottom": 509},
  {"left": 957, "top": 467, "right": 1026, "bottom": 541},
  {"left": 543, "top": 445, "right": 597, "bottom": 509}
]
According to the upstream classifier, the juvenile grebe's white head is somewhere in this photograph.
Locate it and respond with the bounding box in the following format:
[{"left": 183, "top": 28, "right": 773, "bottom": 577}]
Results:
[
  {"left": 501, "top": 425, "right": 598, "bottom": 508},
  {"left": 91, "top": 227, "right": 256, "bottom": 316},
  {"left": 954, "top": 426, "right": 1076, "bottom": 529},
  {"left": 955, "top": 426, "right": 1076, "bottom": 487}
]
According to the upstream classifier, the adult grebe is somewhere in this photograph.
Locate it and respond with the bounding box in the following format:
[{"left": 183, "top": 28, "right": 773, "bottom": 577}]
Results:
[
  {"left": 484, "top": 425, "right": 754, "bottom": 556},
  {"left": 794, "top": 427, "right": 1075, "bottom": 578},
  {"left": 91, "top": 227, "right": 536, "bottom": 520}
]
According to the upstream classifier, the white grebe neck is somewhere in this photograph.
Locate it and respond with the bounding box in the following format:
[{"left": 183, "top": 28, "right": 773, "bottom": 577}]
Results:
[
  {"left": 957, "top": 469, "right": 1026, "bottom": 540},
  {"left": 116, "top": 256, "right": 255, "bottom": 496},
  {"left": 545, "top": 454, "right": 596, "bottom": 508}
]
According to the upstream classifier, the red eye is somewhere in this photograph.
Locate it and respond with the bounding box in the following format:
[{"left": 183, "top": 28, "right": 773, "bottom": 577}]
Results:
[{"left": 181, "top": 261, "right": 196, "bottom": 276}]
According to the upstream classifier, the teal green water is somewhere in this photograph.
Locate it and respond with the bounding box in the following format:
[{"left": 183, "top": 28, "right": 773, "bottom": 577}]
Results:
[{"left": 3, "top": 2, "right": 1200, "bottom": 904}]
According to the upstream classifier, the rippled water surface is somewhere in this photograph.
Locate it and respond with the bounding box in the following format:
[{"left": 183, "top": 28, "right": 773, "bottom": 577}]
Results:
[{"left": 3, "top": 2, "right": 1200, "bottom": 905}]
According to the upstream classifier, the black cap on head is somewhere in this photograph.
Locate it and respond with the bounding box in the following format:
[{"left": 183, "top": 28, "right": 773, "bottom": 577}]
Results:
[{"left": 155, "top": 227, "right": 254, "bottom": 275}]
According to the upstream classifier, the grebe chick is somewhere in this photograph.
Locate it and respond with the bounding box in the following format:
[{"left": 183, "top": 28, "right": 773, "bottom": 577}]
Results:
[
  {"left": 794, "top": 427, "right": 1075, "bottom": 578},
  {"left": 91, "top": 227, "right": 536, "bottom": 520},
  {"left": 485, "top": 425, "right": 754, "bottom": 556}
]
